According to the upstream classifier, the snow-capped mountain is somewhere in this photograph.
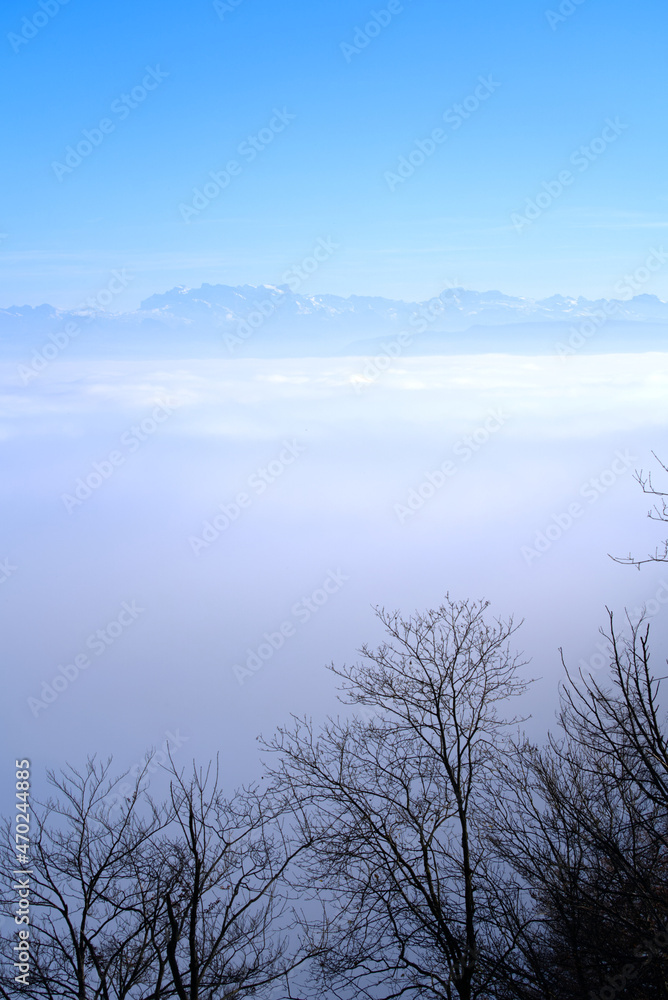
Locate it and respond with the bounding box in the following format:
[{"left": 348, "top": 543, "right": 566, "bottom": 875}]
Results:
[
  {"left": 136, "top": 283, "right": 668, "bottom": 330},
  {"left": 2, "top": 284, "right": 667, "bottom": 360}
]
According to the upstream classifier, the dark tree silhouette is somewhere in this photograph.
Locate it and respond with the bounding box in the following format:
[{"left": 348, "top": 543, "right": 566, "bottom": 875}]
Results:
[
  {"left": 613, "top": 452, "right": 668, "bottom": 568},
  {"left": 5, "top": 593, "right": 667, "bottom": 1000},
  {"left": 0, "top": 756, "right": 317, "bottom": 1000},
  {"left": 265, "top": 596, "right": 531, "bottom": 1000},
  {"left": 0, "top": 757, "right": 167, "bottom": 1000},
  {"left": 155, "top": 757, "right": 318, "bottom": 1000},
  {"left": 488, "top": 612, "right": 668, "bottom": 999}
]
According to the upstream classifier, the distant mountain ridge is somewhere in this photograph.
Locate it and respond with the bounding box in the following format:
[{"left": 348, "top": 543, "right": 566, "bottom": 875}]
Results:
[
  {"left": 2, "top": 284, "right": 667, "bottom": 360},
  {"left": 137, "top": 283, "right": 668, "bottom": 329}
]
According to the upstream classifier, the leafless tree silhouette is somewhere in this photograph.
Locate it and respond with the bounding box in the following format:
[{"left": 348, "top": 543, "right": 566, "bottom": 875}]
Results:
[
  {"left": 0, "top": 755, "right": 318, "bottom": 1000},
  {"left": 265, "top": 596, "right": 531, "bottom": 1000},
  {"left": 488, "top": 612, "right": 668, "bottom": 999},
  {"left": 612, "top": 452, "right": 668, "bottom": 569}
]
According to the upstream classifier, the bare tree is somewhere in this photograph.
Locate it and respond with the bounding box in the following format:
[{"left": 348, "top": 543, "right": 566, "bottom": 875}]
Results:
[
  {"left": 613, "top": 452, "right": 668, "bottom": 568},
  {"left": 568, "top": 610, "right": 668, "bottom": 864},
  {"left": 154, "top": 756, "right": 318, "bottom": 1000},
  {"left": 488, "top": 612, "right": 668, "bottom": 999},
  {"left": 0, "top": 757, "right": 167, "bottom": 1000},
  {"left": 0, "top": 756, "right": 317, "bottom": 1000},
  {"left": 264, "top": 596, "right": 531, "bottom": 1000}
]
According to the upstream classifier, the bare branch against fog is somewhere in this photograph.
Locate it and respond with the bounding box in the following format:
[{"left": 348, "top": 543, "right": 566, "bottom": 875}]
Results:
[
  {"left": 612, "top": 452, "right": 668, "bottom": 569},
  {"left": 263, "top": 595, "right": 532, "bottom": 1000},
  {"left": 4, "top": 594, "right": 668, "bottom": 1000},
  {"left": 487, "top": 611, "right": 668, "bottom": 999},
  {"left": 0, "top": 757, "right": 167, "bottom": 1000},
  {"left": 0, "top": 755, "right": 318, "bottom": 1000}
]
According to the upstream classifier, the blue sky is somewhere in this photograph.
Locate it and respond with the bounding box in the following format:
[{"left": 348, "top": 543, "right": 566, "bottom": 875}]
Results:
[
  {"left": 2, "top": 0, "right": 668, "bottom": 814},
  {"left": 1, "top": 0, "right": 667, "bottom": 308}
]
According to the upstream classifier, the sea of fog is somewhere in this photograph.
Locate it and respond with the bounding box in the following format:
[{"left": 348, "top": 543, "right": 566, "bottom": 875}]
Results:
[{"left": 2, "top": 352, "right": 667, "bottom": 797}]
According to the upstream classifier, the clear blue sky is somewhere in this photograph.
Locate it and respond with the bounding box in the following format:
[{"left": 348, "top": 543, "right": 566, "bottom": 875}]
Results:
[{"left": 1, "top": 0, "right": 667, "bottom": 308}]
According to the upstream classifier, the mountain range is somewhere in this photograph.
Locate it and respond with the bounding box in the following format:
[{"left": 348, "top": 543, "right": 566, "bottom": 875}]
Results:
[{"left": 2, "top": 284, "right": 667, "bottom": 360}]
